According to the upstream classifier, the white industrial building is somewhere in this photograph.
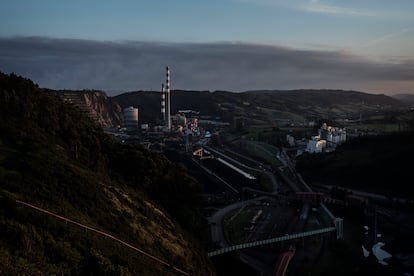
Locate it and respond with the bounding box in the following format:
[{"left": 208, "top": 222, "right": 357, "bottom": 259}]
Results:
[
  {"left": 318, "top": 123, "right": 347, "bottom": 148},
  {"left": 123, "top": 106, "right": 139, "bottom": 130},
  {"left": 306, "top": 123, "right": 346, "bottom": 153},
  {"left": 306, "top": 136, "right": 326, "bottom": 153},
  {"left": 286, "top": 134, "right": 296, "bottom": 147}
]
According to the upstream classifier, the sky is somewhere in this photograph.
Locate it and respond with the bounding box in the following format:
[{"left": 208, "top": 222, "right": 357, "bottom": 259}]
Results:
[{"left": 0, "top": 0, "right": 413, "bottom": 95}]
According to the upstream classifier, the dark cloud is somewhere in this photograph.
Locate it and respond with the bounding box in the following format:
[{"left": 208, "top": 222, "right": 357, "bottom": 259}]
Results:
[{"left": 0, "top": 36, "right": 413, "bottom": 95}]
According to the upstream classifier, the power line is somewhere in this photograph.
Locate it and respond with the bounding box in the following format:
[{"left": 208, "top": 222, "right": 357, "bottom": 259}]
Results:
[{"left": 15, "top": 199, "right": 189, "bottom": 276}]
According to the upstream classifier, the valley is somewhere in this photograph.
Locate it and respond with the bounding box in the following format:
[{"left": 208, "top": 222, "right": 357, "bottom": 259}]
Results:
[{"left": 1, "top": 72, "right": 414, "bottom": 275}]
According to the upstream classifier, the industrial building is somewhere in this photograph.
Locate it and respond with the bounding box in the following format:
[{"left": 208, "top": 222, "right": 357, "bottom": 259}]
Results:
[
  {"left": 306, "top": 123, "right": 346, "bottom": 153},
  {"left": 306, "top": 137, "right": 327, "bottom": 153},
  {"left": 318, "top": 123, "right": 347, "bottom": 147},
  {"left": 112, "top": 66, "right": 224, "bottom": 149},
  {"left": 123, "top": 106, "right": 139, "bottom": 130}
]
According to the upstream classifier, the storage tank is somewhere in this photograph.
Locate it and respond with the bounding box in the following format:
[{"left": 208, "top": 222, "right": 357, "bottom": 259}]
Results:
[{"left": 123, "top": 106, "right": 139, "bottom": 130}]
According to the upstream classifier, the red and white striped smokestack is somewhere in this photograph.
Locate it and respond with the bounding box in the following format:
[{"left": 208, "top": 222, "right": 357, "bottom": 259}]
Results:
[
  {"left": 161, "top": 83, "right": 166, "bottom": 122},
  {"left": 166, "top": 66, "right": 171, "bottom": 130}
]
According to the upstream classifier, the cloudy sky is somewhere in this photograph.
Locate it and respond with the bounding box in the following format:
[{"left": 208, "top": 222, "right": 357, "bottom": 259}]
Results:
[{"left": 0, "top": 0, "right": 413, "bottom": 95}]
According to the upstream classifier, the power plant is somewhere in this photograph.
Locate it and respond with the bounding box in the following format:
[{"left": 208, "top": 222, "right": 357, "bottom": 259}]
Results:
[
  {"left": 117, "top": 65, "right": 206, "bottom": 137},
  {"left": 97, "top": 65, "right": 401, "bottom": 276}
]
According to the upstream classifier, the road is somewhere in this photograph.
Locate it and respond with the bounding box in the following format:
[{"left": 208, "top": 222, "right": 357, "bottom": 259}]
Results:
[
  {"left": 209, "top": 196, "right": 267, "bottom": 248},
  {"left": 206, "top": 145, "right": 337, "bottom": 275},
  {"left": 204, "top": 146, "right": 282, "bottom": 249},
  {"left": 311, "top": 183, "right": 410, "bottom": 204}
]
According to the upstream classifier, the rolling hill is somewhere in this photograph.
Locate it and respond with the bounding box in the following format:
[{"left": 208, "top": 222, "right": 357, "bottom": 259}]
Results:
[
  {"left": 49, "top": 88, "right": 406, "bottom": 129},
  {"left": 392, "top": 93, "right": 414, "bottom": 104},
  {"left": 113, "top": 89, "right": 405, "bottom": 127}
]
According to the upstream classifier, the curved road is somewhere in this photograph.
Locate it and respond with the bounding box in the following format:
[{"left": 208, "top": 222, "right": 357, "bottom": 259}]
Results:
[{"left": 209, "top": 196, "right": 267, "bottom": 248}]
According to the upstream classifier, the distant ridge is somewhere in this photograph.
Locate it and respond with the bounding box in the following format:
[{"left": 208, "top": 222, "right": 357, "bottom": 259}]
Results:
[
  {"left": 243, "top": 89, "right": 369, "bottom": 94},
  {"left": 113, "top": 89, "right": 405, "bottom": 125},
  {"left": 37, "top": 88, "right": 406, "bottom": 128},
  {"left": 392, "top": 93, "right": 414, "bottom": 103}
]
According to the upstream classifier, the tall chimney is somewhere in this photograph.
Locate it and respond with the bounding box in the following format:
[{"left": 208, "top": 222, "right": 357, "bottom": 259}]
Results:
[
  {"left": 166, "top": 66, "right": 171, "bottom": 131},
  {"left": 161, "top": 83, "right": 166, "bottom": 122}
]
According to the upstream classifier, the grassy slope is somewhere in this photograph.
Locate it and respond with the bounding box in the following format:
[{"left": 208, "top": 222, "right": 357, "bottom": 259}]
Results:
[{"left": 0, "top": 72, "right": 213, "bottom": 275}]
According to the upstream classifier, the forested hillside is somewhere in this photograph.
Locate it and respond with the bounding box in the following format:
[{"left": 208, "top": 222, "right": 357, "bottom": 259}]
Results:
[
  {"left": 296, "top": 130, "right": 414, "bottom": 199},
  {"left": 0, "top": 72, "right": 213, "bottom": 275}
]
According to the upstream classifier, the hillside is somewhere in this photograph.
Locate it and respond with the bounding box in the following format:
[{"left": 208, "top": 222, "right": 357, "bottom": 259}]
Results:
[
  {"left": 114, "top": 89, "right": 405, "bottom": 126},
  {"left": 55, "top": 89, "right": 406, "bottom": 129},
  {"left": 0, "top": 72, "right": 213, "bottom": 275},
  {"left": 296, "top": 130, "right": 414, "bottom": 199},
  {"left": 114, "top": 90, "right": 223, "bottom": 124},
  {"left": 393, "top": 93, "right": 414, "bottom": 104},
  {"left": 49, "top": 89, "right": 123, "bottom": 128}
]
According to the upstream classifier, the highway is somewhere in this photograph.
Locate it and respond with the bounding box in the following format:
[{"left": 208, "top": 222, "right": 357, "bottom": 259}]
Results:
[
  {"left": 205, "top": 144, "right": 339, "bottom": 275},
  {"left": 203, "top": 146, "right": 282, "bottom": 252}
]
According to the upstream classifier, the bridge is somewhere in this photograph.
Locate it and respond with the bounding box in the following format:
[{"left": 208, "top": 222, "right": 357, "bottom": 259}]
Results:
[{"left": 208, "top": 218, "right": 343, "bottom": 257}]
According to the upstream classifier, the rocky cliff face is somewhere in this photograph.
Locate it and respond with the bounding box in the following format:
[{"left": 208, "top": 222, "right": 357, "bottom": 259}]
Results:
[
  {"left": 82, "top": 91, "right": 123, "bottom": 128},
  {"left": 53, "top": 90, "right": 122, "bottom": 128}
]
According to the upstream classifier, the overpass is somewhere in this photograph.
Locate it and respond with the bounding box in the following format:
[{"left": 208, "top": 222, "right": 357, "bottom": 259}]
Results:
[{"left": 208, "top": 218, "right": 343, "bottom": 257}]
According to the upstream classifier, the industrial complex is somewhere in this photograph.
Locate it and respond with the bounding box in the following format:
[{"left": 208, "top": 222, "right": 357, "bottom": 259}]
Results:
[{"left": 59, "top": 66, "right": 404, "bottom": 275}]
